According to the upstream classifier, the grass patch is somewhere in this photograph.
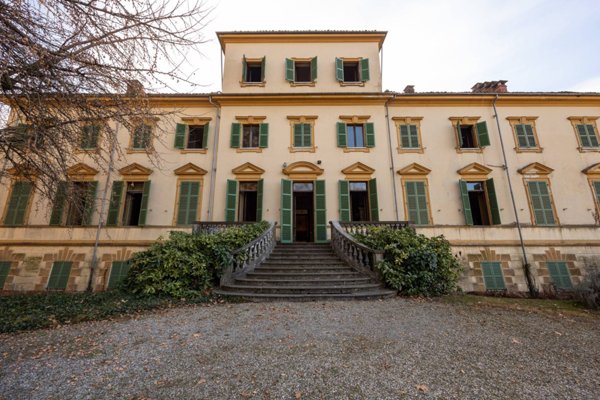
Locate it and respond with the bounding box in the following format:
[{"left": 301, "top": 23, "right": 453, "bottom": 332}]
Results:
[
  {"left": 440, "top": 294, "right": 600, "bottom": 318},
  {"left": 0, "top": 290, "right": 212, "bottom": 334}
]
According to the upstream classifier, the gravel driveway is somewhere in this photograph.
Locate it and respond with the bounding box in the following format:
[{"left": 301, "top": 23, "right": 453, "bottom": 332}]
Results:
[{"left": 1, "top": 298, "right": 599, "bottom": 399}]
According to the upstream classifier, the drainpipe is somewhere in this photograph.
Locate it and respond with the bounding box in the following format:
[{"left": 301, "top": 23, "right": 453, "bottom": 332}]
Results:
[
  {"left": 87, "top": 121, "right": 118, "bottom": 291},
  {"left": 207, "top": 95, "right": 221, "bottom": 221},
  {"left": 384, "top": 94, "right": 400, "bottom": 220},
  {"left": 492, "top": 95, "right": 537, "bottom": 297}
]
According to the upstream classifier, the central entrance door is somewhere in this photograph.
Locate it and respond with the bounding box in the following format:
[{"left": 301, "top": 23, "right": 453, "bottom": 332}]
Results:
[{"left": 293, "top": 182, "right": 314, "bottom": 242}]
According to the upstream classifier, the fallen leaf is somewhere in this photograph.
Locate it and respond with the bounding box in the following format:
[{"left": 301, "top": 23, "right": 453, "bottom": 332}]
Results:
[
  {"left": 295, "top": 391, "right": 302, "bottom": 399},
  {"left": 511, "top": 338, "right": 522, "bottom": 344},
  {"left": 197, "top": 379, "right": 206, "bottom": 385},
  {"left": 416, "top": 384, "right": 429, "bottom": 393}
]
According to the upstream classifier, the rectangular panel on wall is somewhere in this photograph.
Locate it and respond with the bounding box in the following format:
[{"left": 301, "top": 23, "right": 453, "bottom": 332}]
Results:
[
  {"left": 280, "top": 179, "right": 293, "bottom": 243},
  {"left": 314, "top": 180, "right": 327, "bottom": 242}
]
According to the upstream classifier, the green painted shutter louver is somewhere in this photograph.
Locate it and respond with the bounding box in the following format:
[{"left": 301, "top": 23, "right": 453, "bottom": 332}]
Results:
[
  {"left": 280, "top": 179, "right": 293, "bottom": 243},
  {"left": 401, "top": 125, "right": 419, "bottom": 148},
  {"left": 107, "top": 261, "right": 130, "bottom": 290},
  {"left": 527, "top": 181, "right": 556, "bottom": 225},
  {"left": 476, "top": 121, "right": 490, "bottom": 147},
  {"left": 177, "top": 181, "right": 200, "bottom": 225},
  {"left": 4, "top": 181, "right": 32, "bottom": 226},
  {"left": 365, "top": 122, "right": 375, "bottom": 147},
  {"left": 368, "top": 179, "right": 379, "bottom": 222},
  {"left": 174, "top": 123, "right": 186, "bottom": 149},
  {"left": 293, "top": 123, "right": 303, "bottom": 147},
  {"left": 225, "top": 180, "right": 238, "bottom": 222},
  {"left": 515, "top": 124, "right": 528, "bottom": 148},
  {"left": 315, "top": 180, "right": 327, "bottom": 242},
  {"left": 336, "top": 122, "right": 347, "bottom": 147},
  {"left": 338, "top": 180, "right": 350, "bottom": 222},
  {"left": 202, "top": 122, "right": 209, "bottom": 149},
  {"left": 47, "top": 261, "right": 72, "bottom": 290},
  {"left": 593, "top": 181, "right": 600, "bottom": 211},
  {"left": 456, "top": 122, "right": 463, "bottom": 148},
  {"left": 485, "top": 178, "right": 501, "bottom": 225},
  {"left": 259, "top": 123, "right": 269, "bottom": 148},
  {"left": 82, "top": 181, "right": 98, "bottom": 225},
  {"left": 256, "top": 179, "right": 264, "bottom": 221},
  {"left": 81, "top": 125, "right": 99, "bottom": 149},
  {"left": 49, "top": 181, "right": 68, "bottom": 225},
  {"left": 260, "top": 56, "right": 266, "bottom": 82},
  {"left": 242, "top": 55, "right": 247, "bottom": 82},
  {"left": 138, "top": 181, "right": 151, "bottom": 226},
  {"left": 230, "top": 123, "right": 241, "bottom": 148},
  {"left": 547, "top": 261, "right": 573, "bottom": 289},
  {"left": 577, "top": 124, "right": 599, "bottom": 147},
  {"left": 285, "top": 58, "right": 294, "bottom": 82},
  {"left": 310, "top": 56, "right": 317, "bottom": 81},
  {"left": 0, "top": 261, "right": 11, "bottom": 289},
  {"left": 459, "top": 180, "right": 474, "bottom": 225},
  {"left": 360, "top": 58, "right": 370, "bottom": 81},
  {"left": 481, "top": 261, "right": 506, "bottom": 290},
  {"left": 106, "top": 181, "right": 123, "bottom": 226},
  {"left": 405, "top": 181, "right": 429, "bottom": 225},
  {"left": 335, "top": 57, "right": 344, "bottom": 81}
]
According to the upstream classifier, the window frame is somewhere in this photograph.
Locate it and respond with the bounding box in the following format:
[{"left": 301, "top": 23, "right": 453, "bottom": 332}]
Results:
[
  {"left": 127, "top": 119, "right": 157, "bottom": 153},
  {"left": 173, "top": 178, "right": 203, "bottom": 226},
  {"left": 240, "top": 56, "right": 266, "bottom": 87},
  {"left": 178, "top": 117, "right": 211, "bottom": 153},
  {"left": 287, "top": 115, "right": 317, "bottom": 153},
  {"left": 335, "top": 57, "right": 369, "bottom": 86},
  {"left": 568, "top": 116, "right": 600, "bottom": 152},
  {"left": 523, "top": 178, "right": 559, "bottom": 226},
  {"left": 545, "top": 261, "right": 573, "bottom": 290},
  {"left": 2, "top": 179, "right": 34, "bottom": 226},
  {"left": 449, "top": 117, "right": 488, "bottom": 153},
  {"left": 231, "top": 116, "right": 267, "bottom": 153},
  {"left": 79, "top": 123, "right": 102, "bottom": 151},
  {"left": 106, "top": 260, "right": 131, "bottom": 290},
  {"left": 338, "top": 115, "right": 374, "bottom": 153},
  {"left": 480, "top": 261, "right": 506, "bottom": 291},
  {"left": 506, "top": 116, "right": 542, "bottom": 153},
  {"left": 50, "top": 180, "right": 98, "bottom": 226},
  {"left": 393, "top": 117, "right": 424, "bottom": 153},
  {"left": 286, "top": 57, "right": 317, "bottom": 86},
  {"left": 402, "top": 178, "right": 432, "bottom": 225}
]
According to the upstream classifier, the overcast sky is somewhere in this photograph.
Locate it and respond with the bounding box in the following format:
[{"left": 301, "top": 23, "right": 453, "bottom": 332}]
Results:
[{"left": 176, "top": 0, "right": 600, "bottom": 94}]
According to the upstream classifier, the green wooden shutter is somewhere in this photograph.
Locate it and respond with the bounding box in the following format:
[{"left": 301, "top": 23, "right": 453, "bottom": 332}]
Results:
[
  {"left": 187, "top": 181, "right": 200, "bottom": 224},
  {"left": 365, "top": 122, "right": 375, "bottom": 148},
  {"left": 527, "top": 181, "right": 556, "bottom": 225},
  {"left": 485, "top": 178, "right": 501, "bottom": 225},
  {"left": 368, "top": 179, "right": 379, "bottom": 222},
  {"left": 360, "top": 58, "right": 370, "bottom": 81},
  {"left": 4, "top": 181, "right": 32, "bottom": 226},
  {"left": 81, "top": 125, "right": 99, "bottom": 149},
  {"left": 202, "top": 122, "right": 209, "bottom": 149},
  {"left": 230, "top": 123, "right": 241, "bottom": 148},
  {"left": 400, "top": 125, "right": 410, "bottom": 148},
  {"left": 107, "top": 261, "right": 130, "bottom": 290},
  {"left": 547, "top": 261, "right": 573, "bottom": 289},
  {"left": 242, "top": 55, "right": 247, "bottom": 82},
  {"left": 0, "top": 261, "right": 11, "bottom": 289},
  {"left": 177, "top": 181, "right": 200, "bottom": 225},
  {"left": 409, "top": 125, "right": 419, "bottom": 148},
  {"left": 256, "top": 179, "right": 264, "bottom": 221},
  {"left": 106, "top": 181, "right": 123, "bottom": 226},
  {"left": 476, "top": 121, "right": 490, "bottom": 147},
  {"left": 259, "top": 123, "right": 269, "bottom": 148},
  {"left": 315, "top": 180, "right": 327, "bottom": 243},
  {"left": 49, "top": 181, "right": 68, "bottom": 226},
  {"left": 523, "top": 124, "right": 536, "bottom": 147},
  {"left": 138, "top": 181, "right": 151, "bottom": 226},
  {"left": 481, "top": 261, "right": 506, "bottom": 290},
  {"left": 456, "top": 122, "right": 463, "bottom": 148},
  {"left": 336, "top": 122, "right": 347, "bottom": 147},
  {"left": 280, "top": 179, "right": 293, "bottom": 243},
  {"left": 225, "top": 180, "right": 238, "bottom": 222},
  {"left": 338, "top": 180, "right": 350, "bottom": 222},
  {"left": 260, "top": 56, "right": 266, "bottom": 82},
  {"left": 174, "top": 123, "right": 186, "bottom": 149},
  {"left": 459, "top": 180, "right": 474, "bottom": 225},
  {"left": 47, "top": 261, "right": 72, "bottom": 290},
  {"left": 515, "top": 124, "right": 528, "bottom": 148},
  {"left": 293, "top": 123, "right": 303, "bottom": 147},
  {"left": 285, "top": 58, "right": 294, "bottom": 82},
  {"left": 577, "top": 124, "right": 599, "bottom": 147},
  {"left": 90, "top": 125, "right": 100, "bottom": 148},
  {"left": 593, "top": 181, "right": 600, "bottom": 211},
  {"left": 335, "top": 57, "right": 344, "bottom": 81},
  {"left": 82, "top": 181, "right": 98, "bottom": 225},
  {"left": 310, "top": 56, "right": 317, "bottom": 81},
  {"left": 405, "top": 181, "right": 429, "bottom": 225}
]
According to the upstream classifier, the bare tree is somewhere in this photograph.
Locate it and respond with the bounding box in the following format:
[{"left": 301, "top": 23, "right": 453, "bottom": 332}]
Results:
[{"left": 0, "top": 0, "right": 210, "bottom": 199}]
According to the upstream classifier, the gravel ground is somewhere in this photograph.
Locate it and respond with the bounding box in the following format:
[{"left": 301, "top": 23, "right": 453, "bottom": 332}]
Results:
[{"left": 0, "top": 298, "right": 599, "bottom": 400}]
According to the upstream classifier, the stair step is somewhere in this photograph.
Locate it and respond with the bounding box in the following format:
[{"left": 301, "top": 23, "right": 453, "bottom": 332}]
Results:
[
  {"left": 213, "top": 289, "right": 397, "bottom": 302},
  {"left": 220, "top": 283, "right": 383, "bottom": 295},
  {"left": 266, "top": 256, "right": 341, "bottom": 261},
  {"left": 261, "top": 260, "right": 346, "bottom": 266},
  {"left": 235, "top": 277, "right": 373, "bottom": 286},
  {"left": 257, "top": 268, "right": 354, "bottom": 274},
  {"left": 247, "top": 271, "right": 362, "bottom": 278}
]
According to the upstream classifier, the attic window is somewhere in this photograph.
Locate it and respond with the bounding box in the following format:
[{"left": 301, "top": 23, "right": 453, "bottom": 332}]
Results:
[
  {"left": 335, "top": 58, "right": 370, "bottom": 85},
  {"left": 285, "top": 57, "right": 317, "bottom": 85},
  {"left": 242, "top": 56, "right": 265, "bottom": 84},
  {"left": 295, "top": 62, "right": 311, "bottom": 82},
  {"left": 343, "top": 62, "right": 360, "bottom": 82}
]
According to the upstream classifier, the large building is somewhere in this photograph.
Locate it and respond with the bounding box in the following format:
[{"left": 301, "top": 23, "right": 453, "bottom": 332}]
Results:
[{"left": 1, "top": 31, "right": 600, "bottom": 294}]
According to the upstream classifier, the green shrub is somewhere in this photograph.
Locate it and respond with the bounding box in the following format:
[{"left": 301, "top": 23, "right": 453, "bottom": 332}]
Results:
[
  {"left": 124, "top": 222, "right": 268, "bottom": 298},
  {"left": 574, "top": 270, "right": 600, "bottom": 310},
  {"left": 355, "top": 227, "right": 461, "bottom": 296}
]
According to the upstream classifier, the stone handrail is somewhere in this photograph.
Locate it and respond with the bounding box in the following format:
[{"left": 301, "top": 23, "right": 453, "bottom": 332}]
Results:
[
  {"left": 339, "top": 221, "right": 411, "bottom": 236},
  {"left": 192, "top": 221, "right": 254, "bottom": 235},
  {"left": 329, "top": 221, "right": 385, "bottom": 279},
  {"left": 220, "top": 222, "right": 277, "bottom": 286}
]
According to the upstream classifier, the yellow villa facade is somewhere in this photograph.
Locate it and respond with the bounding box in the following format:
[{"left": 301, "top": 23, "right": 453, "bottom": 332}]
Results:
[{"left": 1, "top": 31, "right": 600, "bottom": 294}]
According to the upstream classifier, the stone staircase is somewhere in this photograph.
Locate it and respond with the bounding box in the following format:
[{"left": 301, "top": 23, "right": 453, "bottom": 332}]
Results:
[{"left": 214, "top": 242, "right": 396, "bottom": 301}]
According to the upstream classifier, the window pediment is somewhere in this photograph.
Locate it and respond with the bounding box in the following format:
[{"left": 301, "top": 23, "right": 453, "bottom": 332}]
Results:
[
  {"left": 118, "top": 163, "right": 153, "bottom": 181},
  {"left": 232, "top": 162, "right": 265, "bottom": 181},
  {"left": 518, "top": 162, "right": 554, "bottom": 176},
  {"left": 583, "top": 163, "right": 600, "bottom": 176},
  {"left": 457, "top": 162, "right": 493, "bottom": 179},
  {"left": 174, "top": 163, "right": 207, "bottom": 176},
  {"left": 342, "top": 162, "right": 375, "bottom": 180},
  {"left": 282, "top": 161, "right": 323, "bottom": 180},
  {"left": 397, "top": 163, "right": 431, "bottom": 176},
  {"left": 67, "top": 163, "right": 99, "bottom": 181}
]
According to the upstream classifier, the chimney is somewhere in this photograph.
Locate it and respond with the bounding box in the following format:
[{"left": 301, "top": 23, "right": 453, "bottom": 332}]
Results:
[
  {"left": 404, "top": 85, "right": 415, "bottom": 94},
  {"left": 471, "top": 80, "right": 508, "bottom": 93},
  {"left": 126, "top": 80, "right": 145, "bottom": 96}
]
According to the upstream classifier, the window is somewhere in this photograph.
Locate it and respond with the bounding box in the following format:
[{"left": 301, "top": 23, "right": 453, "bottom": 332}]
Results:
[
  {"left": 238, "top": 181, "right": 259, "bottom": 222},
  {"left": 546, "top": 261, "right": 573, "bottom": 289},
  {"left": 294, "top": 123, "right": 311, "bottom": 148},
  {"left": 481, "top": 261, "right": 506, "bottom": 290},
  {"left": 568, "top": 117, "right": 600, "bottom": 151},
  {"left": 450, "top": 118, "right": 490, "bottom": 150},
  {"left": 591, "top": 180, "right": 600, "bottom": 216},
  {"left": 9, "top": 124, "right": 44, "bottom": 149},
  {"left": 337, "top": 119, "right": 375, "bottom": 150},
  {"left": 400, "top": 125, "right": 419, "bottom": 149},
  {"left": 3, "top": 181, "right": 33, "bottom": 226},
  {"left": 404, "top": 180, "right": 430, "bottom": 225},
  {"left": 394, "top": 117, "right": 424, "bottom": 153},
  {"left": 225, "top": 179, "right": 264, "bottom": 222},
  {"left": 50, "top": 181, "right": 98, "bottom": 226},
  {"left": 0, "top": 261, "right": 11, "bottom": 289},
  {"left": 242, "top": 56, "right": 265, "bottom": 84},
  {"left": 131, "top": 124, "right": 152, "bottom": 150},
  {"left": 106, "top": 180, "right": 151, "bottom": 226},
  {"left": 107, "top": 261, "right": 130, "bottom": 289},
  {"left": 507, "top": 117, "right": 540, "bottom": 152},
  {"left": 47, "top": 261, "right": 72, "bottom": 290},
  {"left": 287, "top": 116, "right": 317, "bottom": 152},
  {"left": 459, "top": 179, "right": 501, "bottom": 226},
  {"left": 174, "top": 122, "right": 209, "bottom": 150},
  {"left": 338, "top": 179, "right": 379, "bottom": 222},
  {"left": 230, "top": 119, "right": 268, "bottom": 150},
  {"left": 335, "top": 58, "right": 370, "bottom": 84},
  {"left": 525, "top": 180, "right": 557, "bottom": 225},
  {"left": 80, "top": 125, "right": 100, "bottom": 150},
  {"left": 176, "top": 181, "right": 201, "bottom": 225},
  {"left": 285, "top": 57, "right": 317, "bottom": 84}
]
